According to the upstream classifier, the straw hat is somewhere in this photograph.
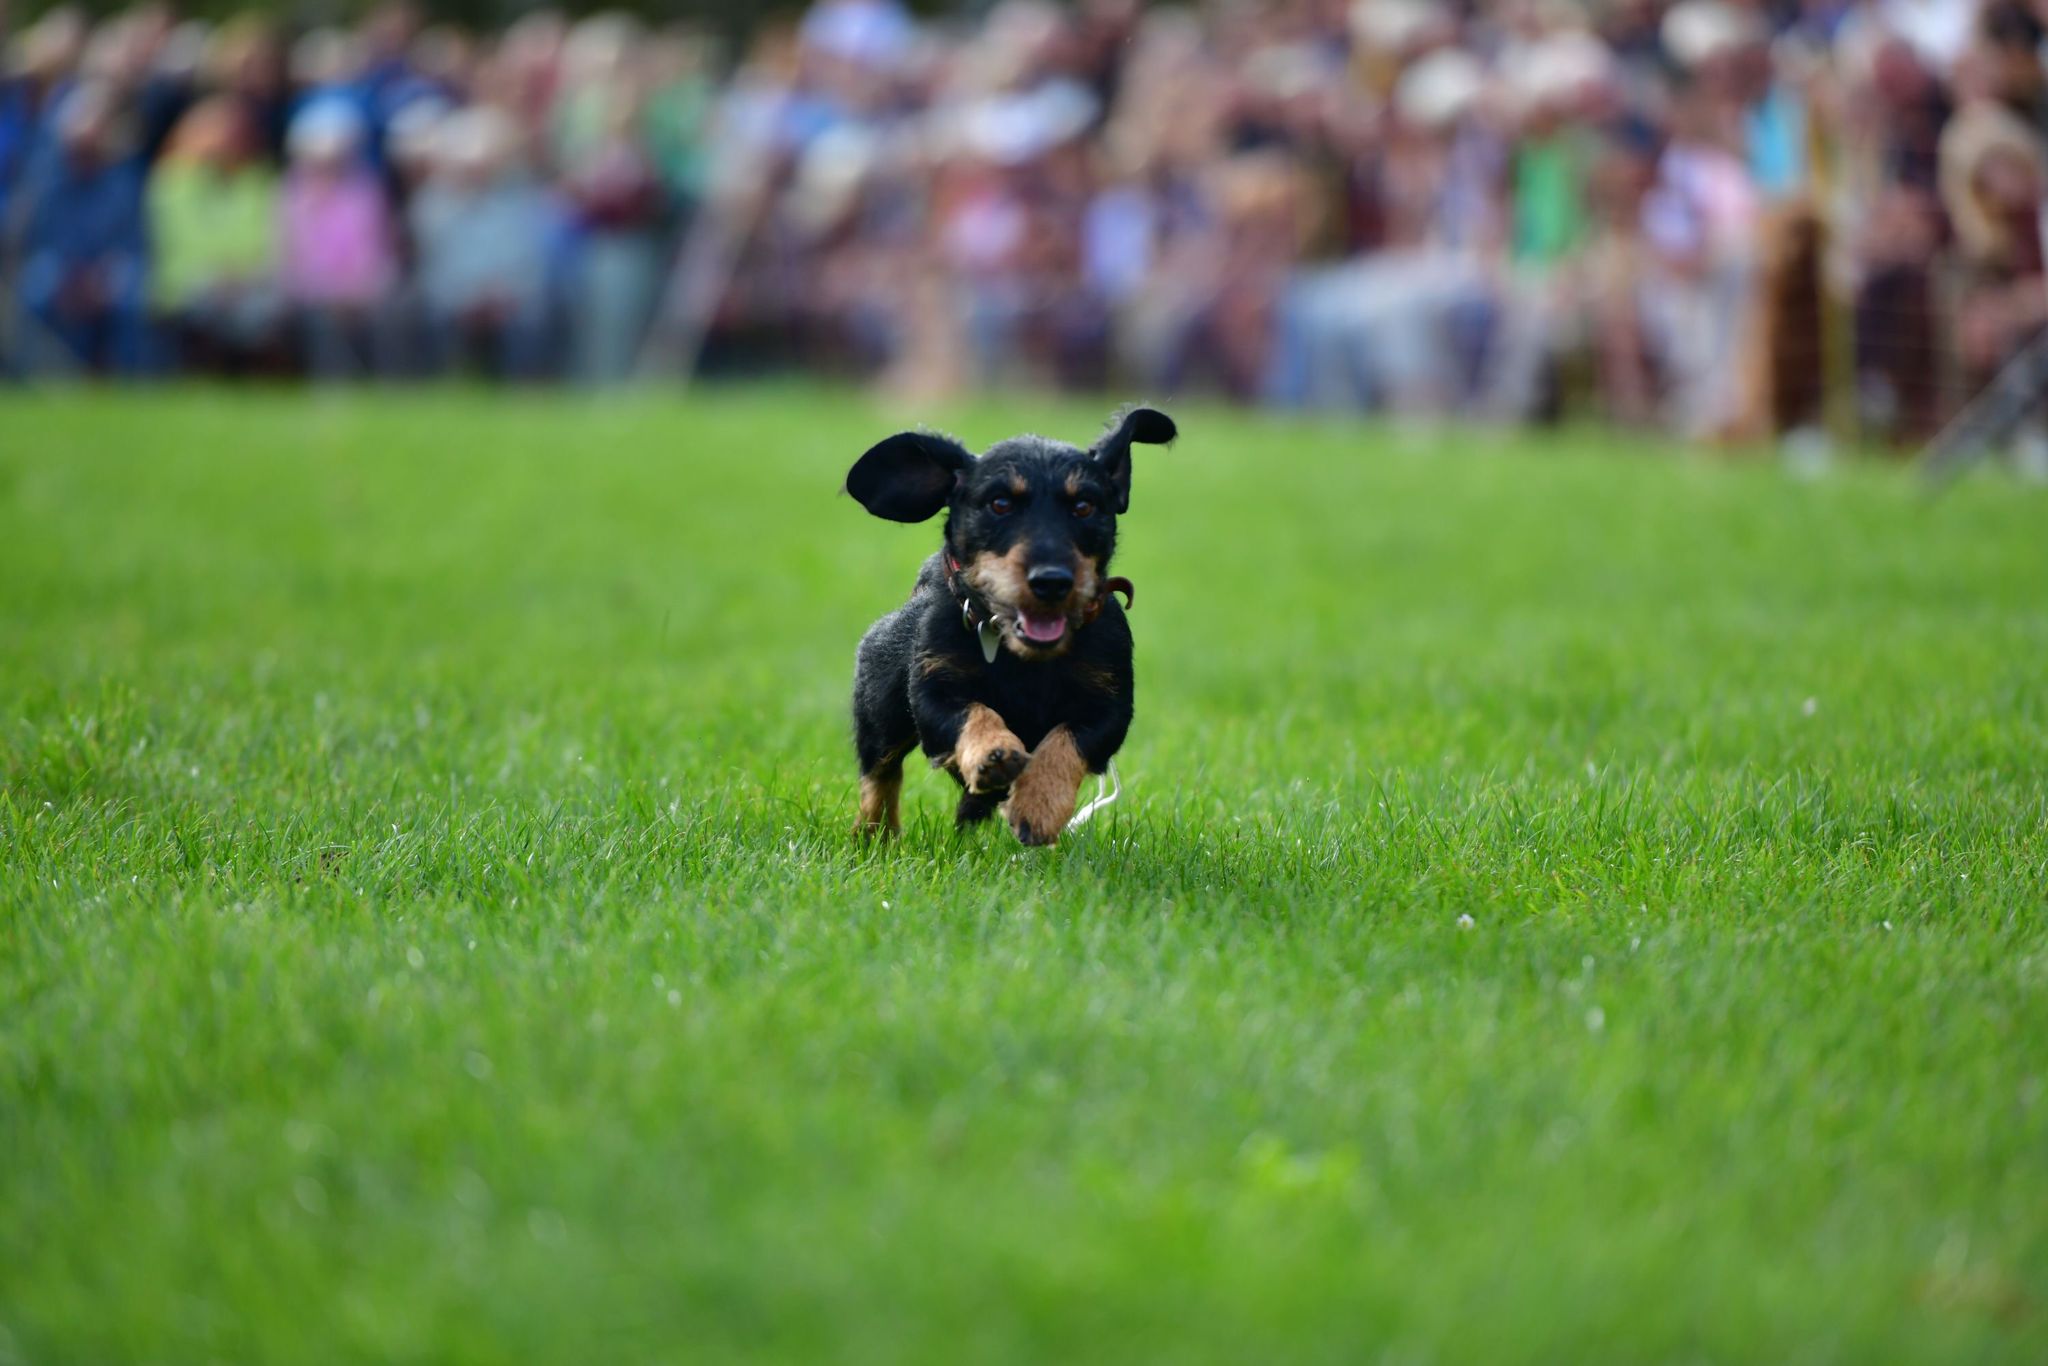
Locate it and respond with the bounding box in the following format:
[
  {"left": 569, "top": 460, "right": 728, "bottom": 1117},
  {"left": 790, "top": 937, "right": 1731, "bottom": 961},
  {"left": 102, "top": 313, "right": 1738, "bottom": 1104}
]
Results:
[
  {"left": 1349, "top": 0, "right": 1449, "bottom": 55},
  {"left": 1395, "top": 47, "right": 1485, "bottom": 128},
  {"left": 1661, "top": 0, "right": 1763, "bottom": 69},
  {"left": 1939, "top": 99, "right": 2046, "bottom": 263},
  {"left": 1507, "top": 30, "right": 1613, "bottom": 114}
]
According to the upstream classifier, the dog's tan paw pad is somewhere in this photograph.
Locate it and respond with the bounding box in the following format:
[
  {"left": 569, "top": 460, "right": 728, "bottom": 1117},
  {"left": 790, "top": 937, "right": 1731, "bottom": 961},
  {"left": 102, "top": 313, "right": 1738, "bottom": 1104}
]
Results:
[{"left": 969, "top": 745, "right": 1028, "bottom": 794}]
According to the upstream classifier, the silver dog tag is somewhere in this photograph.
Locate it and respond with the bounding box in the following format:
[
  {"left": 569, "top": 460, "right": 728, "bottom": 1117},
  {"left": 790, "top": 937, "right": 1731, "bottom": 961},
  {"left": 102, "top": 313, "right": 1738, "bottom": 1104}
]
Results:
[{"left": 978, "top": 619, "right": 1002, "bottom": 664}]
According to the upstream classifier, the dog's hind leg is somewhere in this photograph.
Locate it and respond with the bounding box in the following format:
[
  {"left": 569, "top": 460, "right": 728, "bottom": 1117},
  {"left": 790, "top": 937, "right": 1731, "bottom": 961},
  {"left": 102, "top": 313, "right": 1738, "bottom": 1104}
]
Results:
[
  {"left": 858, "top": 750, "right": 907, "bottom": 837},
  {"left": 853, "top": 616, "right": 919, "bottom": 839}
]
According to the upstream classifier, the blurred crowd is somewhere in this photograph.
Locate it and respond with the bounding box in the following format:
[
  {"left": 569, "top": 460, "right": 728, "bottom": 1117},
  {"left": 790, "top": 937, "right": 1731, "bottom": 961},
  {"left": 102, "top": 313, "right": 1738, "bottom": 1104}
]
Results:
[{"left": 4, "top": 0, "right": 2048, "bottom": 443}]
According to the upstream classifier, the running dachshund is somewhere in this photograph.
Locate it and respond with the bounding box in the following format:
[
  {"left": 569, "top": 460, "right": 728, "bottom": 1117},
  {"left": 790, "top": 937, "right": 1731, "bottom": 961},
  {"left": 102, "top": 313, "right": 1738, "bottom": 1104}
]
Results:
[{"left": 846, "top": 406, "right": 1177, "bottom": 844}]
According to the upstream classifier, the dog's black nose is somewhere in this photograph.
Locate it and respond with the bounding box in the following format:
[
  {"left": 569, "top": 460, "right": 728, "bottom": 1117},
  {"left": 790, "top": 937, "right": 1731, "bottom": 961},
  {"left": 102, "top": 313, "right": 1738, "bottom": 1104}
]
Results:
[{"left": 1026, "top": 566, "right": 1075, "bottom": 603}]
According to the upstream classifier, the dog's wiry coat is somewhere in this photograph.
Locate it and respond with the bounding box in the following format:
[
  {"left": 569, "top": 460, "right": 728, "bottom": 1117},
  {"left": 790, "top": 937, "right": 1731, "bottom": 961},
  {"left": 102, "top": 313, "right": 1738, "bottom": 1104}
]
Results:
[{"left": 847, "top": 407, "right": 1176, "bottom": 845}]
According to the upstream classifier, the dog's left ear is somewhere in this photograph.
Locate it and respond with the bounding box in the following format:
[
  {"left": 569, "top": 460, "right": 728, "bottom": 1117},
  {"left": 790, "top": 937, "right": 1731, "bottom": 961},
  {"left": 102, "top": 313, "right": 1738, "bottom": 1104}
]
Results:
[
  {"left": 1090, "top": 406, "right": 1176, "bottom": 513},
  {"left": 846, "top": 431, "right": 973, "bottom": 523}
]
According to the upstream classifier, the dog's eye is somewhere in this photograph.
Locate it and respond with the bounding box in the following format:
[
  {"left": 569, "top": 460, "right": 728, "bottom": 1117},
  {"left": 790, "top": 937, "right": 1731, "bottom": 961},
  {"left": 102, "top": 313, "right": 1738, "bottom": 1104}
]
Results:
[
  {"left": 1072, "top": 500, "right": 1095, "bottom": 520},
  {"left": 988, "top": 495, "right": 1013, "bottom": 515}
]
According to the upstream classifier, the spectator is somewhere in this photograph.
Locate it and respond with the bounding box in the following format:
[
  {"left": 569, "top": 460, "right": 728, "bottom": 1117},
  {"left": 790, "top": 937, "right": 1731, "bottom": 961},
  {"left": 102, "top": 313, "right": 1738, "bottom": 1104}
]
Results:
[
  {"left": 279, "top": 99, "right": 397, "bottom": 378},
  {"left": 408, "top": 104, "right": 554, "bottom": 377},
  {"left": 1939, "top": 91, "right": 2048, "bottom": 385},
  {"left": 11, "top": 82, "right": 148, "bottom": 375},
  {"left": 555, "top": 16, "right": 671, "bottom": 383},
  {"left": 148, "top": 95, "right": 280, "bottom": 372}
]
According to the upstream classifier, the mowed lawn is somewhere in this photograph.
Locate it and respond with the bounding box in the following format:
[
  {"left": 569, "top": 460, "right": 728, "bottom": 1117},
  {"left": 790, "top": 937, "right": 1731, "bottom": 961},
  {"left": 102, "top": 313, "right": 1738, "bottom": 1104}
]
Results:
[{"left": 2, "top": 389, "right": 2046, "bottom": 1364}]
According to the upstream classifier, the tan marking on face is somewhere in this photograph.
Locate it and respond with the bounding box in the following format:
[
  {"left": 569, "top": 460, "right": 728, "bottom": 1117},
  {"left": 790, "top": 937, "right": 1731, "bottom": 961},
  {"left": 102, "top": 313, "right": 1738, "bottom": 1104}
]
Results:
[
  {"left": 964, "top": 547, "right": 1048, "bottom": 659},
  {"left": 964, "top": 546, "right": 1093, "bottom": 659},
  {"left": 1003, "top": 727, "right": 1088, "bottom": 845},
  {"left": 1074, "top": 554, "right": 1100, "bottom": 605},
  {"left": 1008, "top": 476, "right": 1028, "bottom": 497},
  {"left": 1064, "top": 470, "right": 1086, "bottom": 498},
  {"left": 962, "top": 546, "right": 1032, "bottom": 608},
  {"left": 950, "top": 703, "right": 1027, "bottom": 794}
]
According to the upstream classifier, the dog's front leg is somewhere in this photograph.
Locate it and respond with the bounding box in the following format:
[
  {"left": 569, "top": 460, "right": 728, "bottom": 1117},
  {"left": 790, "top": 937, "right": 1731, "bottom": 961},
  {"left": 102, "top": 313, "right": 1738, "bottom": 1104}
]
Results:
[
  {"left": 948, "top": 703, "right": 1030, "bottom": 796},
  {"left": 1004, "top": 726, "right": 1089, "bottom": 846},
  {"left": 915, "top": 677, "right": 1028, "bottom": 797}
]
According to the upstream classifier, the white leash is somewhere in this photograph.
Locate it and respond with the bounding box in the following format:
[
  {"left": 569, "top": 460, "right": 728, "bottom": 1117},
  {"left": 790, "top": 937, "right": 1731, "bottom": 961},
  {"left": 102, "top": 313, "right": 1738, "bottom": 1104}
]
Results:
[{"left": 1064, "top": 759, "right": 1122, "bottom": 833}]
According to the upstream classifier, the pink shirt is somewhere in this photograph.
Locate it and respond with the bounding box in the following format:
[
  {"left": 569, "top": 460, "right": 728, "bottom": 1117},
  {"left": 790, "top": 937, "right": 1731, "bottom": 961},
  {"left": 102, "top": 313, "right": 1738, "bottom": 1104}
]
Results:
[{"left": 280, "top": 171, "right": 395, "bottom": 305}]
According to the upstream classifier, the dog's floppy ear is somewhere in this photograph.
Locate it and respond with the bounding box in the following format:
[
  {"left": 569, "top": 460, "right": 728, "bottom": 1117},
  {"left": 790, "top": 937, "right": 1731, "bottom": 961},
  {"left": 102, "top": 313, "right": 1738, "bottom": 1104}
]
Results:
[
  {"left": 846, "top": 431, "right": 973, "bottom": 523},
  {"left": 1090, "top": 406, "right": 1176, "bottom": 513}
]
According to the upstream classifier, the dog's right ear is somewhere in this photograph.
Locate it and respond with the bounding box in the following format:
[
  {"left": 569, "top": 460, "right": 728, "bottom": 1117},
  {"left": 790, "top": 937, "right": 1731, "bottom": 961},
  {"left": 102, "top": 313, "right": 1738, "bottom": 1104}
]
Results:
[{"left": 845, "top": 432, "right": 973, "bottom": 523}]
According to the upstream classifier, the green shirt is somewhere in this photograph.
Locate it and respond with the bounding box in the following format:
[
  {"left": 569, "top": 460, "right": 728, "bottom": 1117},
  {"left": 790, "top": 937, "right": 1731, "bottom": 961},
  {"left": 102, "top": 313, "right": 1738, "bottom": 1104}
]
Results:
[
  {"left": 148, "top": 163, "right": 278, "bottom": 307},
  {"left": 1513, "top": 134, "right": 1587, "bottom": 268}
]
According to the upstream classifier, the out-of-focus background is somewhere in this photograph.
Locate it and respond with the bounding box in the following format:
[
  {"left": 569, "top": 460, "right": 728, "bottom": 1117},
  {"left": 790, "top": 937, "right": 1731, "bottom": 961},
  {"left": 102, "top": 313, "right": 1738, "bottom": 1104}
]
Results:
[{"left": 3, "top": 0, "right": 2047, "bottom": 454}]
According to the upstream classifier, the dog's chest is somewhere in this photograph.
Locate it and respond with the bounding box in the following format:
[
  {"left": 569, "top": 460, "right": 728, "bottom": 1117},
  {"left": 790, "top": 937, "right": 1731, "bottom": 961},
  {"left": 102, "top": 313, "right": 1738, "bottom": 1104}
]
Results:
[{"left": 977, "top": 666, "right": 1082, "bottom": 751}]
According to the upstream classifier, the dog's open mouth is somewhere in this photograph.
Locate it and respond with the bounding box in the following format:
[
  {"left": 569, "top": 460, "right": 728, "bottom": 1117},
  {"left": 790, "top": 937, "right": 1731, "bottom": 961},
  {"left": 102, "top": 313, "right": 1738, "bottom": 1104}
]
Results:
[{"left": 1014, "top": 608, "right": 1068, "bottom": 647}]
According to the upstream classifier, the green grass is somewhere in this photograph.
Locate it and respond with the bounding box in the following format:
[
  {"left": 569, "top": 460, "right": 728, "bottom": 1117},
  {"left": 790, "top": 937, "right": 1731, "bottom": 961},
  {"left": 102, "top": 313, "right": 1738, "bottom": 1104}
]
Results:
[{"left": 3, "top": 388, "right": 2046, "bottom": 1364}]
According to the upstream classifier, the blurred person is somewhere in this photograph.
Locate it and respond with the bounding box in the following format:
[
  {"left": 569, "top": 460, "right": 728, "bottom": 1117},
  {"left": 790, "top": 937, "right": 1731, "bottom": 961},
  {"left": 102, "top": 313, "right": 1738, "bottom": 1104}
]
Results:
[
  {"left": 204, "top": 16, "right": 289, "bottom": 166},
  {"left": 1264, "top": 46, "right": 1504, "bottom": 414},
  {"left": 408, "top": 104, "right": 556, "bottom": 378},
  {"left": 1688, "top": 6, "right": 1811, "bottom": 201},
  {"left": 1581, "top": 117, "right": 1666, "bottom": 426},
  {"left": 946, "top": 79, "right": 1102, "bottom": 387},
  {"left": 9, "top": 81, "right": 148, "bottom": 375},
  {"left": 486, "top": 10, "right": 568, "bottom": 150},
  {"left": 640, "top": 25, "right": 718, "bottom": 212},
  {"left": 550, "top": 12, "right": 647, "bottom": 166},
  {"left": 1866, "top": 27, "right": 1953, "bottom": 193},
  {"left": 1676, "top": 2, "right": 1829, "bottom": 438},
  {"left": 1638, "top": 11, "right": 1766, "bottom": 439},
  {"left": 1850, "top": 182, "right": 1942, "bottom": 440},
  {"left": 279, "top": 100, "right": 398, "bottom": 379},
  {"left": 1939, "top": 92, "right": 2048, "bottom": 387},
  {"left": 1489, "top": 29, "right": 1615, "bottom": 421},
  {"left": 2, "top": 10, "right": 88, "bottom": 219},
  {"left": 83, "top": 7, "right": 194, "bottom": 168},
  {"left": 411, "top": 25, "right": 478, "bottom": 99},
  {"left": 363, "top": 27, "right": 470, "bottom": 190},
  {"left": 1172, "top": 149, "right": 1314, "bottom": 398},
  {"left": 288, "top": 28, "right": 369, "bottom": 142},
  {"left": 384, "top": 94, "right": 451, "bottom": 222},
  {"left": 385, "top": 24, "right": 471, "bottom": 120},
  {"left": 561, "top": 103, "right": 666, "bottom": 385},
  {"left": 797, "top": 0, "right": 916, "bottom": 120},
  {"left": 147, "top": 95, "right": 281, "bottom": 373},
  {"left": 355, "top": 0, "right": 424, "bottom": 161},
  {"left": 378, "top": 95, "right": 451, "bottom": 375},
  {"left": 555, "top": 14, "right": 668, "bottom": 383},
  {"left": 1979, "top": 0, "right": 2046, "bottom": 120},
  {"left": 1822, "top": 14, "right": 1951, "bottom": 440}
]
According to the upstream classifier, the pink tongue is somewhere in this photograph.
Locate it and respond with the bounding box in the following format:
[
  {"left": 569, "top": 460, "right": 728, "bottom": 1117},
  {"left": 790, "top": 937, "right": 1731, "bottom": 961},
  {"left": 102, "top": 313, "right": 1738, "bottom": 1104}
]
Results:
[{"left": 1019, "top": 612, "right": 1068, "bottom": 643}]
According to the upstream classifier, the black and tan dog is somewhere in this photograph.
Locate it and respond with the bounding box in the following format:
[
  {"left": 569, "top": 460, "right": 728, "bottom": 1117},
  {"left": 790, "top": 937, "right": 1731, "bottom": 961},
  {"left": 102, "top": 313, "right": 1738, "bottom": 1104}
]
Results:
[{"left": 846, "top": 406, "right": 1177, "bottom": 845}]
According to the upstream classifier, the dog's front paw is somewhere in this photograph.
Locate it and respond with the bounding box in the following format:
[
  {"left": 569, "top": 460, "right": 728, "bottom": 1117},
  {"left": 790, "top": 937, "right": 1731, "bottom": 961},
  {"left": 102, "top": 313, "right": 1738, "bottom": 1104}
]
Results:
[
  {"left": 1006, "top": 804, "right": 1064, "bottom": 846},
  {"left": 1003, "top": 727, "right": 1087, "bottom": 847},
  {"left": 968, "top": 742, "right": 1029, "bottom": 794}
]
